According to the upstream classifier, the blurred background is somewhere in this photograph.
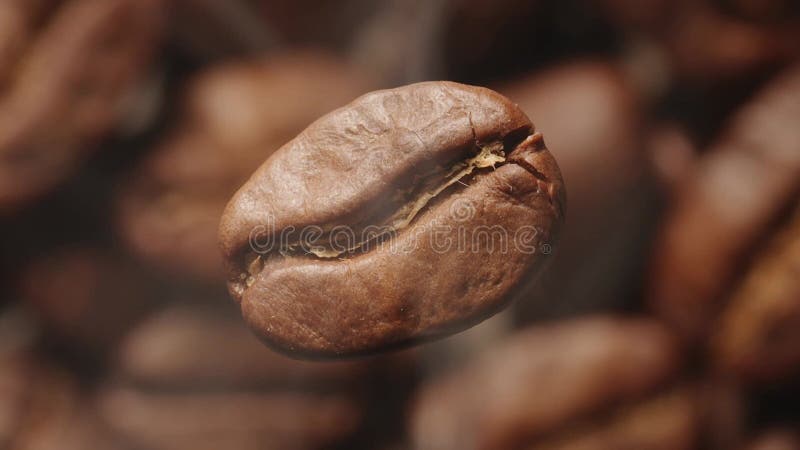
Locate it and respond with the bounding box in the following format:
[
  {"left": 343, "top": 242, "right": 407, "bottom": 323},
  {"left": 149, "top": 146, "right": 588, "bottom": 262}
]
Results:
[{"left": 0, "top": 0, "right": 799, "bottom": 449}]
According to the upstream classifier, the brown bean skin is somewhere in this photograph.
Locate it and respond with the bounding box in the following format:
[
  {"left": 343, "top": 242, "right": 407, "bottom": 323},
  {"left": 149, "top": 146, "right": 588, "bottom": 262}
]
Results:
[{"left": 219, "top": 81, "right": 565, "bottom": 358}]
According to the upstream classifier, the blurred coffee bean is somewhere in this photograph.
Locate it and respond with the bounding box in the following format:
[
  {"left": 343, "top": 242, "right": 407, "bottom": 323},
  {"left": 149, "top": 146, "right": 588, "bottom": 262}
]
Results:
[
  {"left": 115, "top": 304, "right": 370, "bottom": 389},
  {"left": 97, "top": 386, "right": 361, "bottom": 450},
  {"left": 0, "top": 1, "right": 51, "bottom": 82},
  {"left": 712, "top": 208, "right": 800, "bottom": 384},
  {"left": 665, "top": 2, "right": 799, "bottom": 84},
  {"left": 0, "top": 0, "right": 165, "bottom": 212},
  {"left": 117, "top": 52, "right": 369, "bottom": 280},
  {"left": 600, "top": 0, "right": 799, "bottom": 85},
  {"left": 648, "top": 63, "right": 800, "bottom": 342},
  {"left": 499, "top": 61, "right": 654, "bottom": 321},
  {"left": 527, "top": 387, "right": 697, "bottom": 450},
  {"left": 18, "top": 247, "right": 159, "bottom": 358},
  {"left": 411, "top": 316, "right": 680, "bottom": 450},
  {"left": 605, "top": 1, "right": 799, "bottom": 145},
  {"left": 743, "top": 429, "right": 800, "bottom": 450},
  {"left": 100, "top": 303, "right": 382, "bottom": 449}
]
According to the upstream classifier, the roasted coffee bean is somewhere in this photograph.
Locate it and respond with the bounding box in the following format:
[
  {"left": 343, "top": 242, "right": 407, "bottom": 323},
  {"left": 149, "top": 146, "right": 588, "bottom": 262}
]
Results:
[
  {"left": 97, "top": 386, "right": 361, "bottom": 450},
  {"left": 411, "top": 317, "right": 680, "bottom": 450},
  {"left": 219, "top": 81, "right": 565, "bottom": 358},
  {"left": 648, "top": 63, "right": 800, "bottom": 342},
  {"left": 102, "top": 304, "right": 373, "bottom": 450},
  {"left": 115, "top": 305, "right": 370, "bottom": 389},
  {"left": 0, "top": 0, "right": 52, "bottom": 83},
  {"left": 664, "top": 2, "right": 799, "bottom": 83},
  {"left": 526, "top": 388, "right": 697, "bottom": 450},
  {"left": 712, "top": 208, "right": 800, "bottom": 384},
  {"left": 0, "top": 0, "right": 164, "bottom": 212},
  {"left": 524, "top": 380, "right": 744, "bottom": 450},
  {"left": 118, "top": 52, "right": 368, "bottom": 279},
  {"left": 599, "top": 0, "right": 800, "bottom": 84}
]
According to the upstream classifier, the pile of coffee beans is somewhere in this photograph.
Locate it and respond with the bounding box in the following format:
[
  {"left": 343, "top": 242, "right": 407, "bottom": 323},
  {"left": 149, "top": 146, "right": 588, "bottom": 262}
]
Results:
[{"left": 0, "top": 1, "right": 798, "bottom": 449}]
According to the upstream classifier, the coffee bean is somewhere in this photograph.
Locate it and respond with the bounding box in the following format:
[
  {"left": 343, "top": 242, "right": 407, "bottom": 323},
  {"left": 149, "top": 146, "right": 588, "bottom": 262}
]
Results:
[
  {"left": 96, "top": 386, "right": 361, "bottom": 450},
  {"left": 115, "top": 304, "right": 370, "bottom": 389},
  {"left": 0, "top": 0, "right": 164, "bottom": 212},
  {"left": 648, "top": 64, "right": 800, "bottom": 342},
  {"left": 712, "top": 207, "right": 800, "bottom": 384},
  {"left": 219, "top": 81, "right": 565, "bottom": 358},
  {"left": 526, "top": 388, "right": 697, "bottom": 450},
  {"left": 411, "top": 317, "right": 680, "bottom": 450},
  {"left": 102, "top": 304, "right": 377, "bottom": 450}
]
